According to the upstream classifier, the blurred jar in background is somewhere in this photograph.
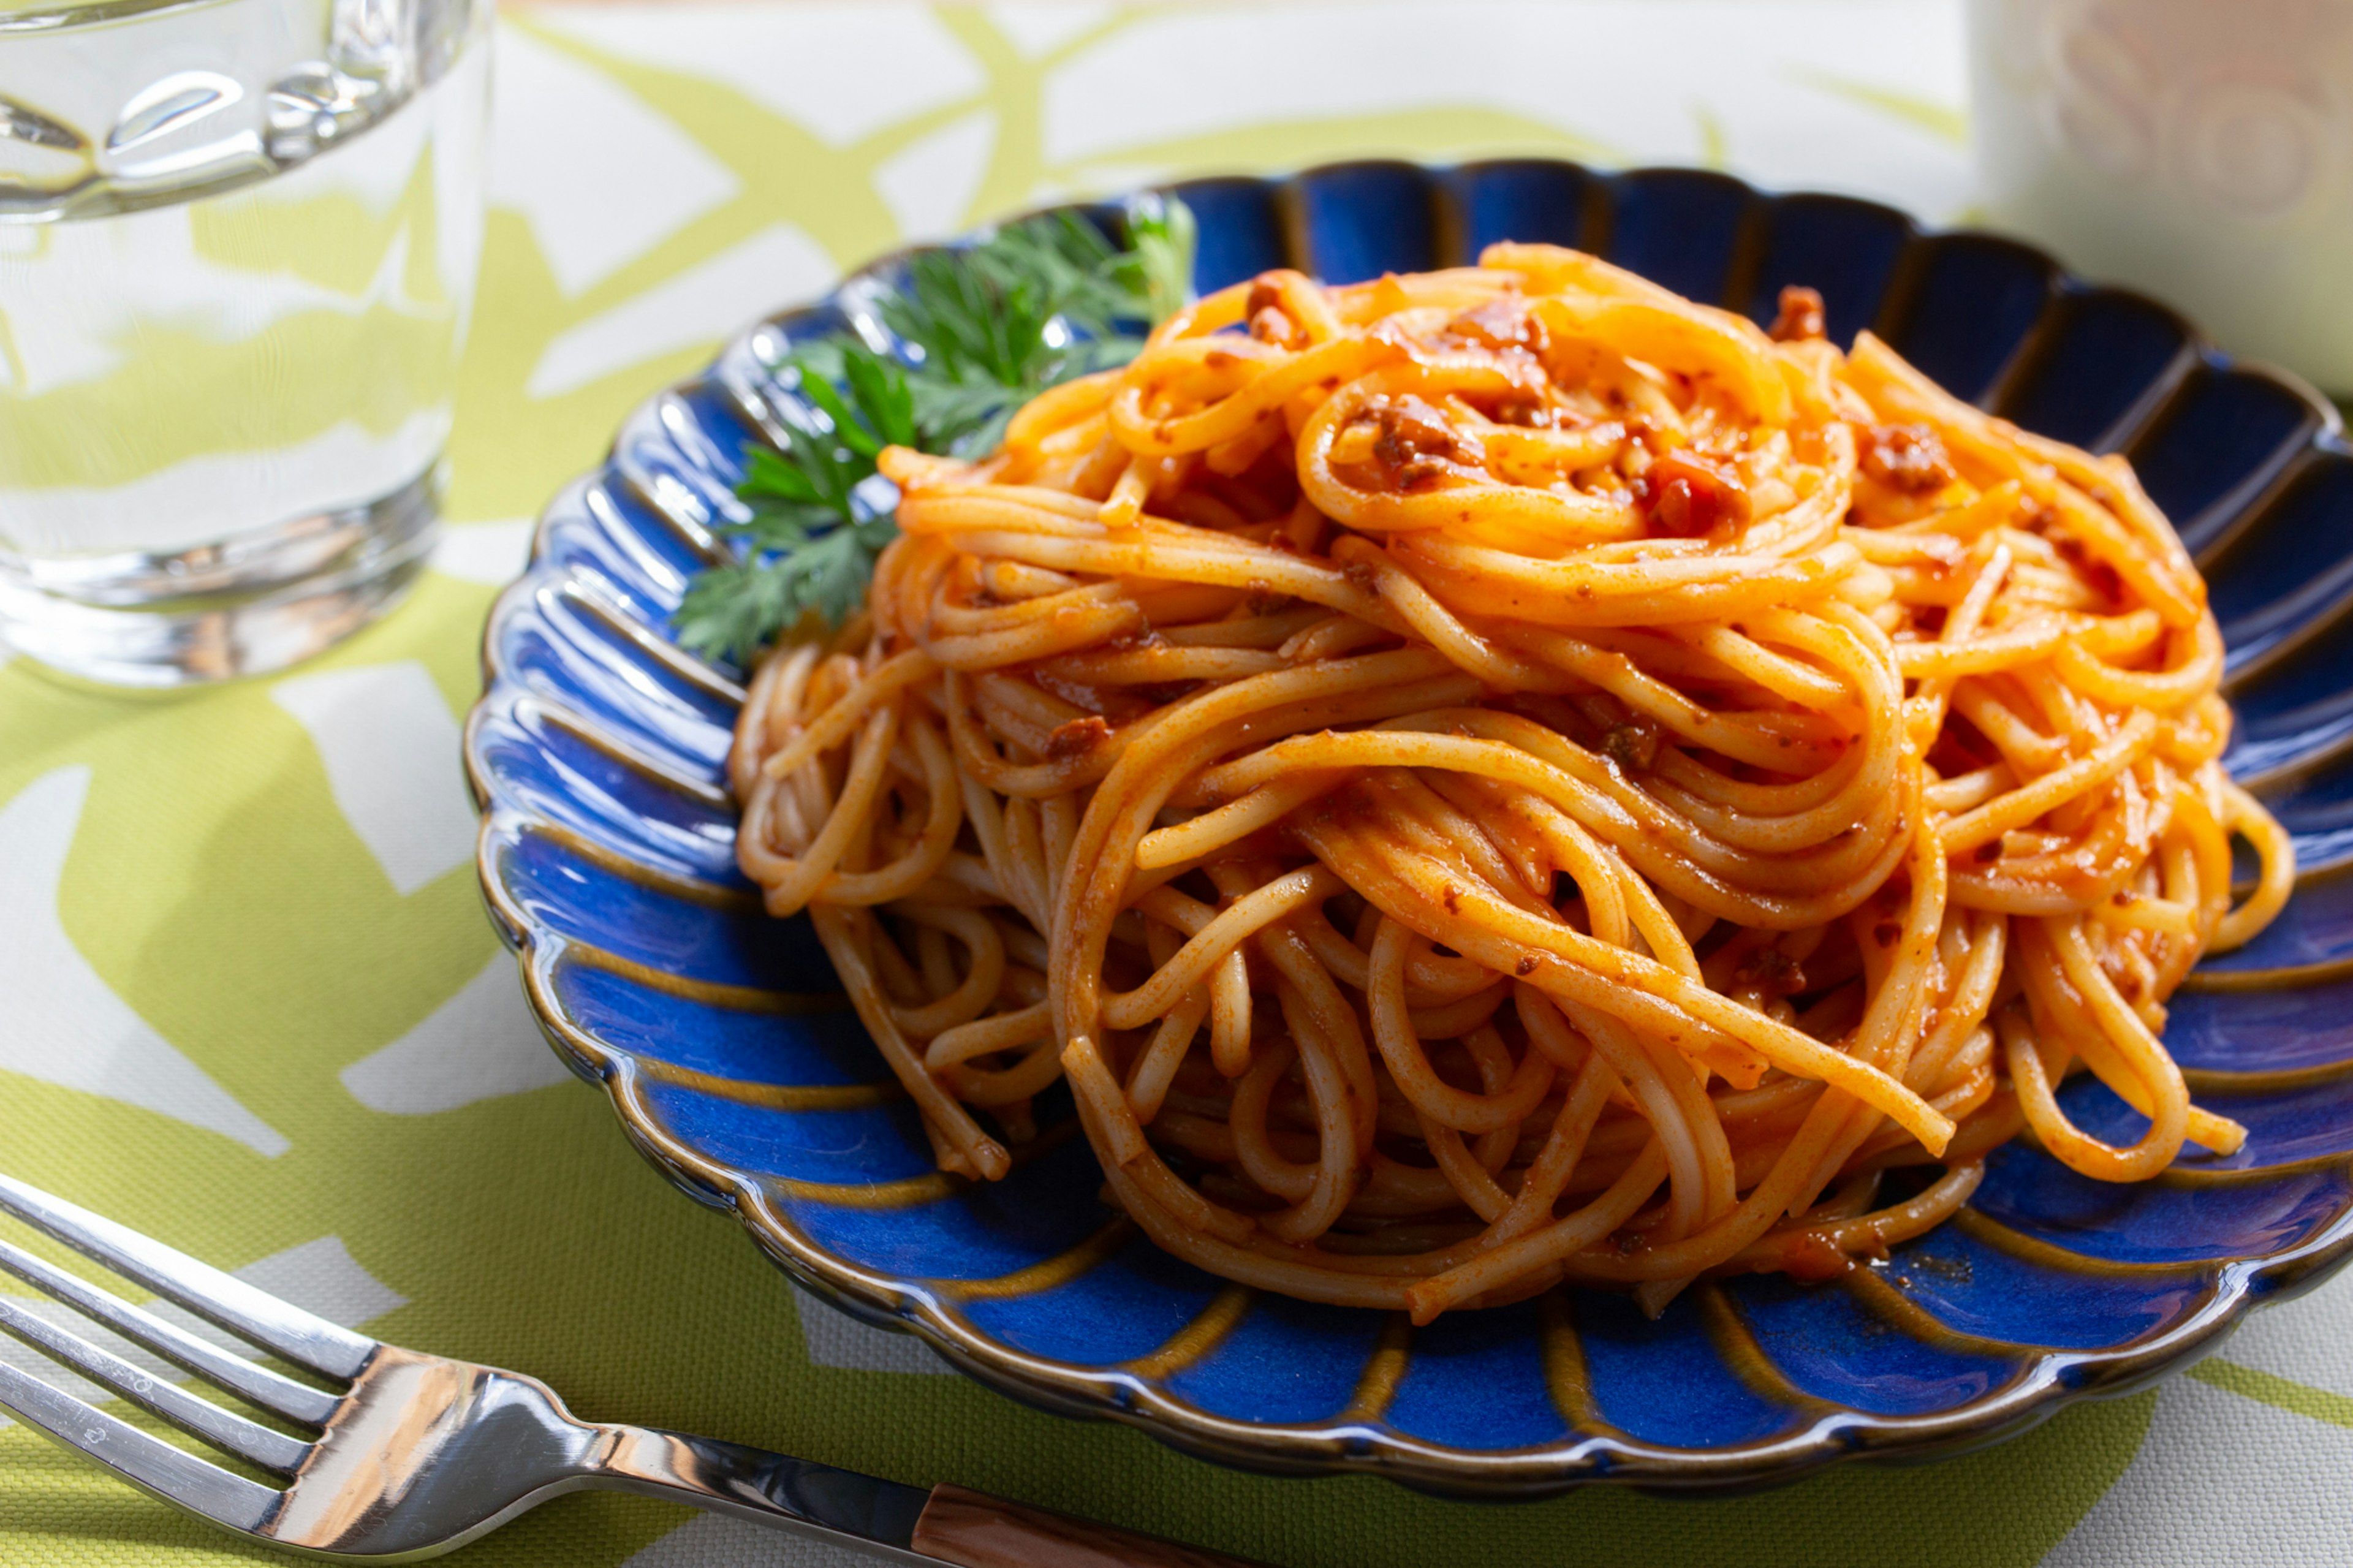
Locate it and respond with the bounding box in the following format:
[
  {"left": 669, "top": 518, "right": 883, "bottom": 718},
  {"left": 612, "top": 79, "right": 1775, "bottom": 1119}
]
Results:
[{"left": 1969, "top": 0, "right": 2353, "bottom": 394}]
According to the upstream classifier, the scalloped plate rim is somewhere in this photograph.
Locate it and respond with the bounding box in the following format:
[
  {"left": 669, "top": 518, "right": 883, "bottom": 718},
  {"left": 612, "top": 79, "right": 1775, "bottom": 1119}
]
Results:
[{"left": 464, "top": 156, "right": 2353, "bottom": 1498}]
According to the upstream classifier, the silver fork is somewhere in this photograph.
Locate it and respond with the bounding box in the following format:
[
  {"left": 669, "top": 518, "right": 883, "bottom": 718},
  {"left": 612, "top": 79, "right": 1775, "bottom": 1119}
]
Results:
[{"left": 0, "top": 1173, "right": 1261, "bottom": 1567}]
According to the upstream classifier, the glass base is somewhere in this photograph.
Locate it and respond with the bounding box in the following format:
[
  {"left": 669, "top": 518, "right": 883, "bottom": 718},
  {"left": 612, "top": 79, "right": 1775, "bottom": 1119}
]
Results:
[{"left": 0, "top": 467, "right": 442, "bottom": 688}]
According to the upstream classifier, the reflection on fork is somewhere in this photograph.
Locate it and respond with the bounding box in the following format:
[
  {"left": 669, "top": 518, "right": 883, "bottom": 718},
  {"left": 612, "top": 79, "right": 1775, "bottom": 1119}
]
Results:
[{"left": 0, "top": 1172, "right": 1259, "bottom": 1567}]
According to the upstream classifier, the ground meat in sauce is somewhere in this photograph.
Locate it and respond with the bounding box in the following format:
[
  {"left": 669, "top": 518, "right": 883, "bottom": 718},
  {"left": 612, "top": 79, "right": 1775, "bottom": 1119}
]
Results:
[
  {"left": 1044, "top": 715, "right": 1110, "bottom": 760},
  {"left": 1446, "top": 298, "right": 1549, "bottom": 355},
  {"left": 1246, "top": 278, "right": 1302, "bottom": 347},
  {"left": 1601, "top": 720, "right": 1662, "bottom": 772},
  {"left": 1639, "top": 448, "right": 1752, "bottom": 537},
  {"left": 1768, "top": 285, "right": 1827, "bottom": 343},
  {"left": 2053, "top": 534, "right": 2126, "bottom": 605},
  {"left": 1374, "top": 394, "right": 1478, "bottom": 487},
  {"left": 1779, "top": 1231, "right": 1855, "bottom": 1282},
  {"left": 1860, "top": 423, "right": 1957, "bottom": 493},
  {"left": 1490, "top": 392, "right": 1555, "bottom": 428},
  {"left": 1249, "top": 309, "right": 1292, "bottom": 345},
  {"left": 1732, "top": 945, "right": 1808, "bottom": 998}
]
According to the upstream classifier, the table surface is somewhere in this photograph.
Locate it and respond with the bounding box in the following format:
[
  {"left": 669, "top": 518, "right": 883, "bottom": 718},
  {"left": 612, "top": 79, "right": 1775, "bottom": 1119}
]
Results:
[{"left": 5, "top": 4, "right": 2352, "bottom": 1564}]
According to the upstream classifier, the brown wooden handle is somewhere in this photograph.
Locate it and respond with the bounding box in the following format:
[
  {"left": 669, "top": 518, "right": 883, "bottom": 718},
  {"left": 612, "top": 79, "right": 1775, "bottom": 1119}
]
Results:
[{"left": 911, "top": 1482, "right": 1275, "bottom": 1568}]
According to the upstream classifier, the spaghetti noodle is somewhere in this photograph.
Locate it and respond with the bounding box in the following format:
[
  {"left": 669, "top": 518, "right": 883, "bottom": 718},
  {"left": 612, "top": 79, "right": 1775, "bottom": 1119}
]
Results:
[{"left": 728, "top": 245, "right": 2294, "bottom": 1321}]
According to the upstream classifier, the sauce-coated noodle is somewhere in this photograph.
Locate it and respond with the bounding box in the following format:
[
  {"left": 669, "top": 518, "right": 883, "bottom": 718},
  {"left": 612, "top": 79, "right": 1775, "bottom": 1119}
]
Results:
[{"left": 729, "top": 247, "right": 2291, "bottom": 1322}]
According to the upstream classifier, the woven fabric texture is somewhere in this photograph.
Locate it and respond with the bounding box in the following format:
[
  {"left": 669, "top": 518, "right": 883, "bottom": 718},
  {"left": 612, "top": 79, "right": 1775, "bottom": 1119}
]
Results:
[{"left": 2, "top": 4, "right": 2348, "bottom": 1564}]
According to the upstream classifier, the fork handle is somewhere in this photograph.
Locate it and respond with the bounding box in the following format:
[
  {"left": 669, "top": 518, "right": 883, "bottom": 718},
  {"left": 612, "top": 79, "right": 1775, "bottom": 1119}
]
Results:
[
  {"left": 589, "top": 1426, "right": 1270, "bottom": 1567},
  {"left": 586, "top": 1422, "right": 1261, "bottom": 1553},
  {"left": 590, "top": 1425, "right": 938, "bottom": 1560},
  {"left": 912, "top": 1482, "right": 1271, "bottom": 1567}
]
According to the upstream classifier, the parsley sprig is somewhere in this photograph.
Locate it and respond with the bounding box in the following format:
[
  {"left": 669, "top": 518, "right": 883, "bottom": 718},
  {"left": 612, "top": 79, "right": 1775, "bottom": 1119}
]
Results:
[{"left": 675, "top": 195, "right": 1196, "bottom": 665}]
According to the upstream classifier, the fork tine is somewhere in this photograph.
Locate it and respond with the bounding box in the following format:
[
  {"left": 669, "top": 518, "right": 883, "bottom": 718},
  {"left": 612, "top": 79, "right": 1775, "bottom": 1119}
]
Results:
[
  {"left": 0, "top": 1296, "right": 313, "bottom": 1474},
  {"left": 0, "top": 1358, "right": 278, "bottom": 1536},
  {"left": 0, "top": 1173, "right": 374, "bottom": 1381},
  {"left": 0, "top": 1236, "right": 341, "bottom": 1427}
]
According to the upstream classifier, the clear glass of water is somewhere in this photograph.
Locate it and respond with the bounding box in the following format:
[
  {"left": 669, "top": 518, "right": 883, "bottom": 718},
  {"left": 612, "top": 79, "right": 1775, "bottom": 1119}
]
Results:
[{"left": 0, "top": 0, "right": 489, "bottom": 686}]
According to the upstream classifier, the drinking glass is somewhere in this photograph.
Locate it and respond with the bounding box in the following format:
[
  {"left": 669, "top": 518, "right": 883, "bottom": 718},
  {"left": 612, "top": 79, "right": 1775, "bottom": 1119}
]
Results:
[{"left": 0, "top": 0, "right": 490, "bottom": 686}]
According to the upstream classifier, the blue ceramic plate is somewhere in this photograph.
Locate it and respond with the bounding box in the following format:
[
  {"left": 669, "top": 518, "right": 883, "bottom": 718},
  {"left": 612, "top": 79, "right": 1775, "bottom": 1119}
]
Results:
[{"left": 467, "top": 159, "right": 2353, "bottom": 1496}]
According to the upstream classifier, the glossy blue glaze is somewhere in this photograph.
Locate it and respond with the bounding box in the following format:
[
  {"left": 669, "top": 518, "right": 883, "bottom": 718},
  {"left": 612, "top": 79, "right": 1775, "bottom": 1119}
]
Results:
[
  {"left": 473, "top": 716, "right": 735, "bottom": 884},
  {"left": 2209, "top": 455, "right": 2353, "bottom": 675},
  {"left": 551, "top": 966, "right": 876, "bottom": 1085},
  {"left": 2261, "top": 770, "right": 2353, "bottom": 873},
  {"left": 1293, "top": 162, "right": 1439, "bottom": 282},
  {"left": 2189, "top": 867, "right": 2353, "bottom": 975},
  {"left": 1748, "top": 195, "right": 1913, "bottom": 347},
  {"left": 646, "top": 1087, "right": 939, "bottom": 1186},
  {"left": 1385, "top": 1300, "right": 1572, "bottom": 1451},
  {"left": 1602, "top": 167, "right": 1749, "bottom": 306},
  {"left": 1178, "top": 178, "right": 1289, "bottom": 294},
  {"left": 776, "top": 1132, "right": 1107, "bottom": 1281},
  {"left": 1731, "top": 1274, "right": 2021, "bottom": 1417},
  {"left": 1876, "top": 1220, "right": 2214, "bottom": 1350},
  {"left": 2130, "top": 363, "right": 2324, "bottom": 552},
  {"left": 2057, "top": 1070, "right": 2353, "bottom": 1171},
  {"left": 1166, "top": 1295, "right": 1387, "bottom": 1426},
  {"left": 2165, "top": 976, "right": 2353, "bottom": 1071},
  {"left": 2220, "top": 567, "right": 2353, "bottom": 786},
  {"left": 1575, "top": 1290, "right": 1798, "bottom": 1450},
  {"left": 961, "top": 1239, "right": 1223, "bottom": 1368},
  {"left": 536, "top": 479, "right": 701, "bottom": 617},
  {"left": 610, "top": 385, "right": 757, "bottom": 539},
  {"left": 1881, "top": 234, "right": 2054, "bottom": 404},
  {"left": 490, "top": 586, "right": 735, "bottom": 773},
  {"left": 469, "top": 160, "right": 2353, "bottom": 1496},
  {"left": 1443, "top": 161, "right": 1594, "bottom": 256},
  {"left": 1999, "top": 289, "right": 2192, "bottom": 453},
  {"left": 1973, "top": 1144, "right": 2352, "bottom": 1263}
]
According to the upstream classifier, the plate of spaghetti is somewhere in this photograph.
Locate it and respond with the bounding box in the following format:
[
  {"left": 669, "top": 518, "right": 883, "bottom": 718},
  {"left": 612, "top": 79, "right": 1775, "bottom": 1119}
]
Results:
[{"left": 469, "top": 159, "right": 2353, "bottom": 1493}]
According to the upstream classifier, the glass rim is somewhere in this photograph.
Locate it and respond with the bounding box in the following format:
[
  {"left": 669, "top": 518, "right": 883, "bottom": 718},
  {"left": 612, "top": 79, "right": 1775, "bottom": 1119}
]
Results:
[{"left": 0, "top": 0, "right": 236, "bottom": 34}]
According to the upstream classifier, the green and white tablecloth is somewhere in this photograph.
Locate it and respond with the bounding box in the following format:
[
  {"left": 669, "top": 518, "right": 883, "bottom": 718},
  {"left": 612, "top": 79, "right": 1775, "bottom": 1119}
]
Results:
[{"left": 4, "top": 3, "right": 2349, "bottom": 1562}]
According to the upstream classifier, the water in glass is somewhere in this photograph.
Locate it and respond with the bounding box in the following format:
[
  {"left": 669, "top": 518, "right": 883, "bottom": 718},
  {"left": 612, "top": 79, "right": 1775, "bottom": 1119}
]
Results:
[{"left": 0, "top": 0, "right": 488, "bottom": 684}]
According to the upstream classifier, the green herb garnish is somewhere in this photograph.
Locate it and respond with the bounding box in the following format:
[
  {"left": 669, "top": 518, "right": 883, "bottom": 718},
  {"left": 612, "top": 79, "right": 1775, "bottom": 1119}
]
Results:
[{"left": 675, "top": 194, "right": 1196, "bottom": 665}]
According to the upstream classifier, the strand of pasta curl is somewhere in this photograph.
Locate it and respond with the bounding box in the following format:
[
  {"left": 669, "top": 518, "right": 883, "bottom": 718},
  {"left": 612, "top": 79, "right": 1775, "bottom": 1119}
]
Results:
[{"left": 729, "top": 244, "right": 2292, "bottom": 1321}]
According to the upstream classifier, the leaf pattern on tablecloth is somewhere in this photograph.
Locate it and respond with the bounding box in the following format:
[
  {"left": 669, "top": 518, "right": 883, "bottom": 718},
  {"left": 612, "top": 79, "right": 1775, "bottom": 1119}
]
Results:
[{"left": 9, "top": 6, "right": 2351, "bottom": 1564}]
